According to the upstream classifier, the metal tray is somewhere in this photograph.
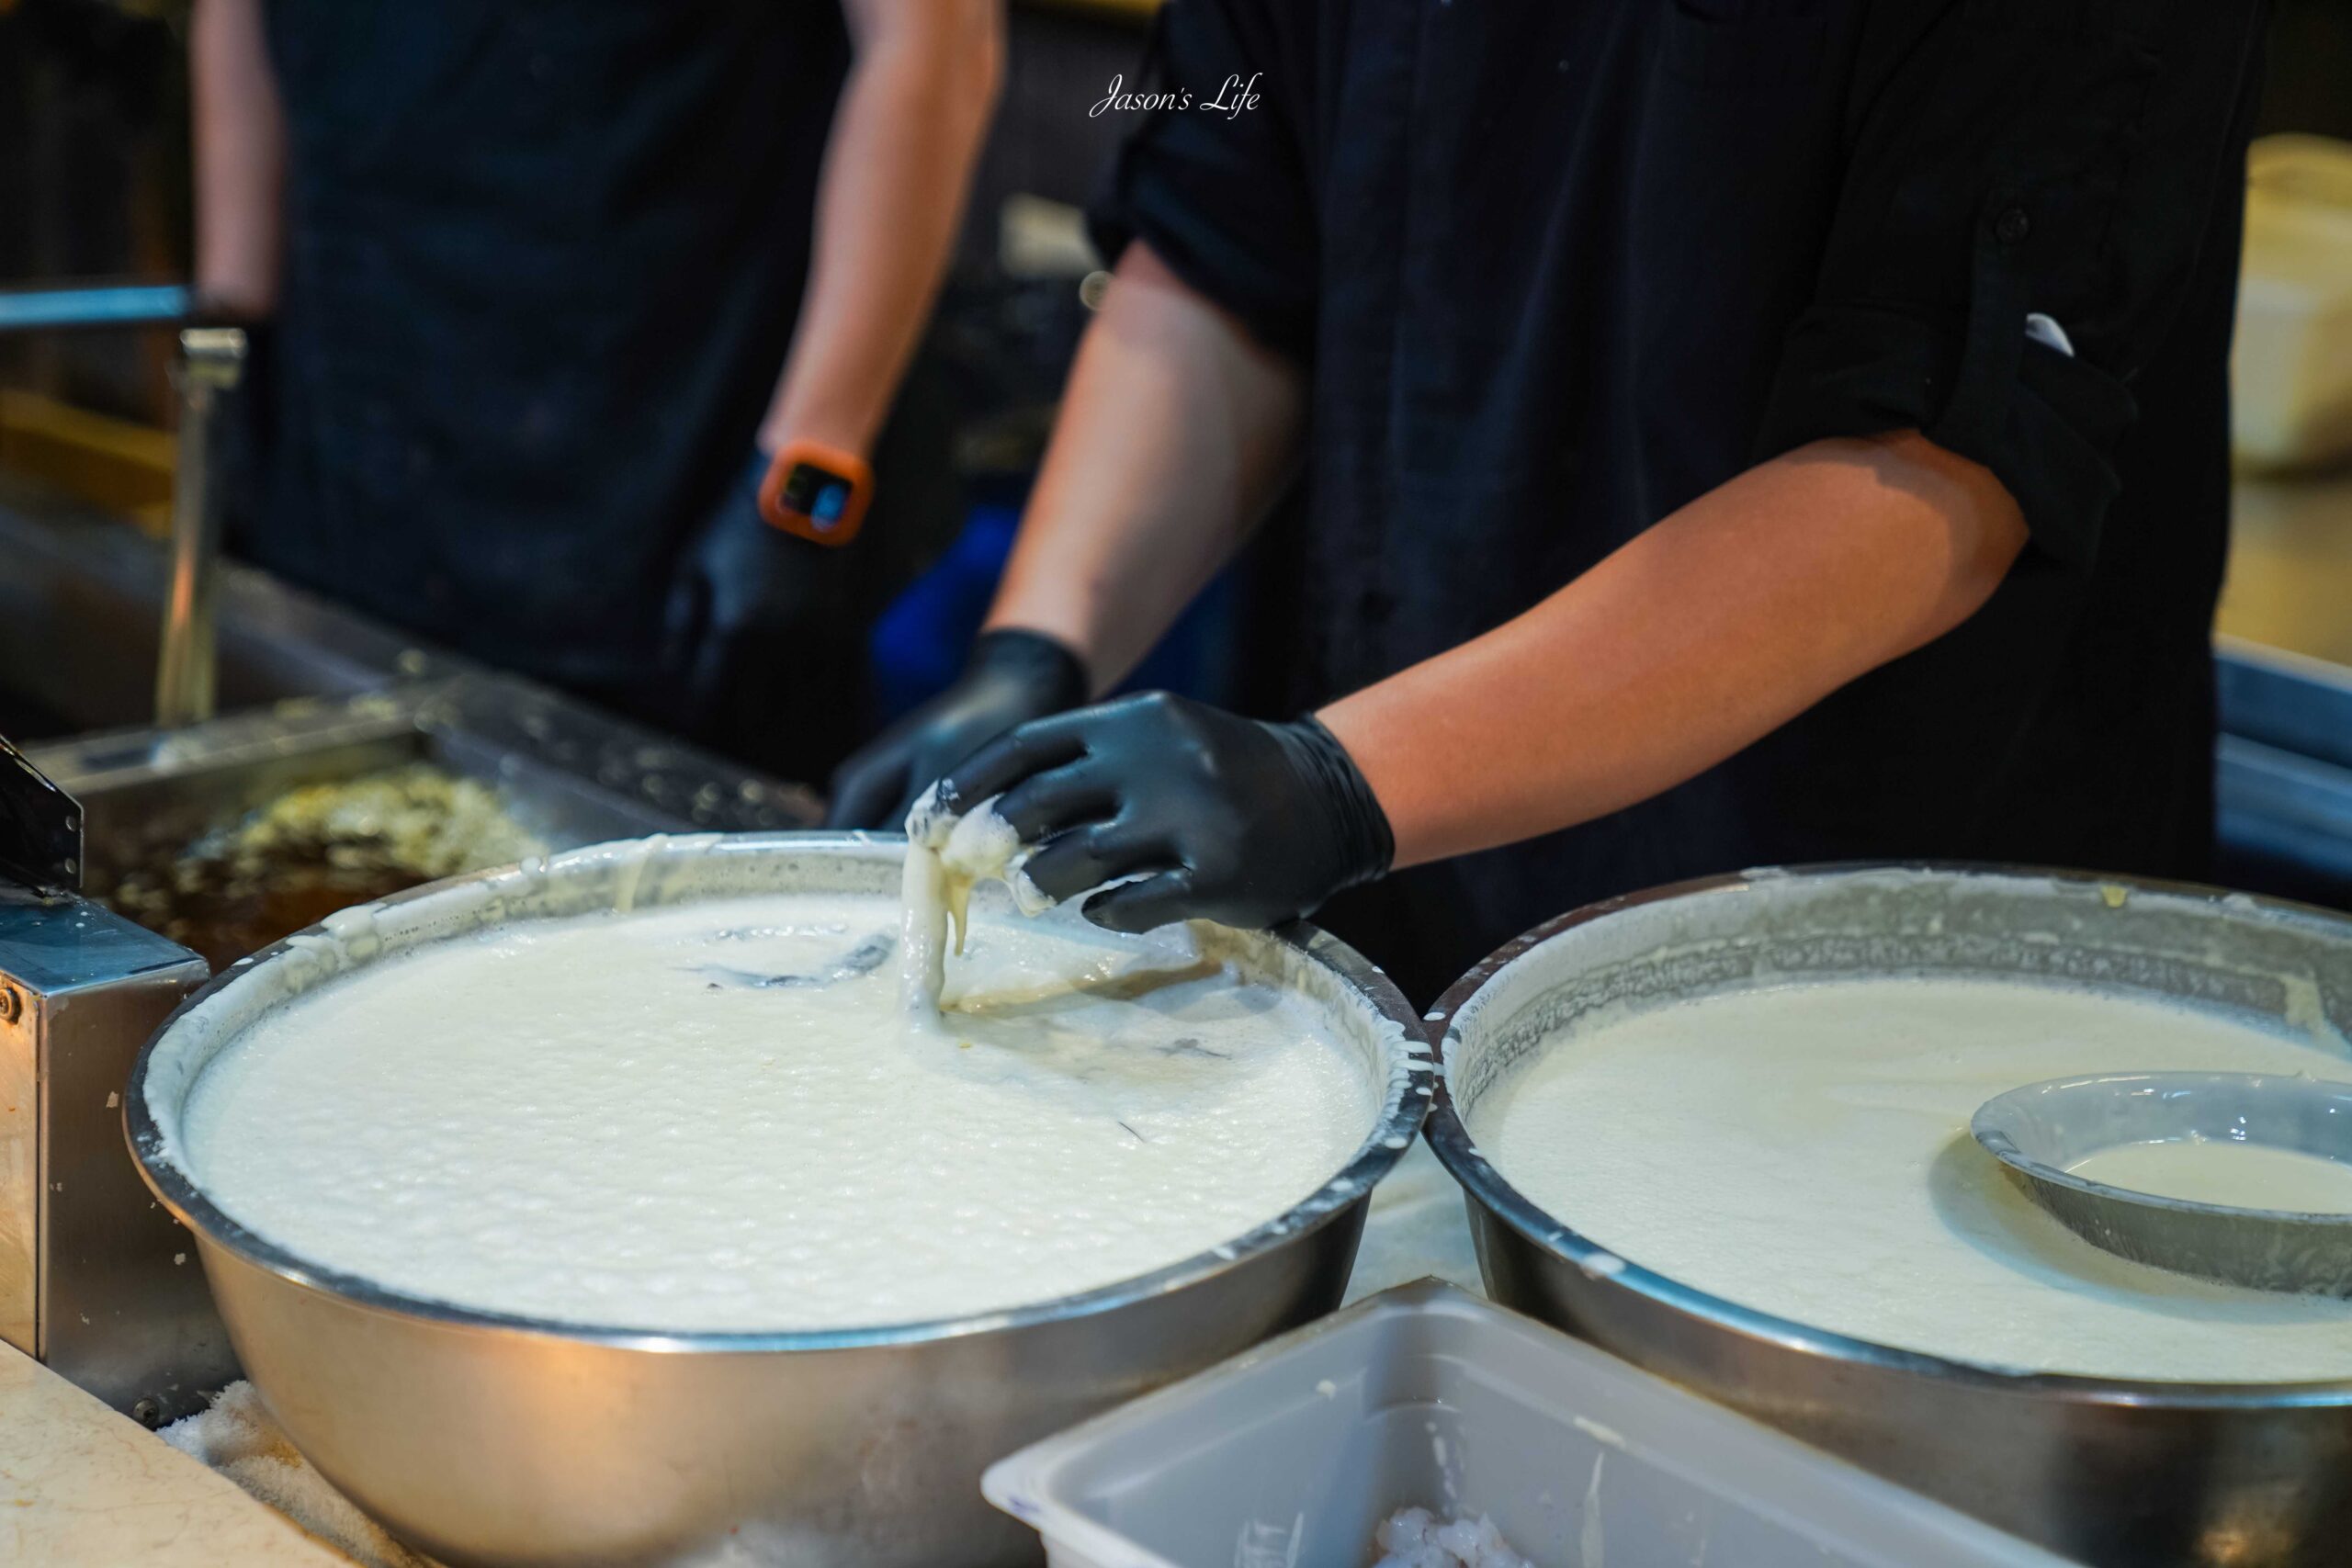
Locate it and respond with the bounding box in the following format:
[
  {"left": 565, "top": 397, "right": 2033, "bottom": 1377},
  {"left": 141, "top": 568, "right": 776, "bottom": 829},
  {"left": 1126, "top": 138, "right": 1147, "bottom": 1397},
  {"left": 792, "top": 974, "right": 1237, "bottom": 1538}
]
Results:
[{"left": 28, "top": 676, "right": 821, "bottom": 898}]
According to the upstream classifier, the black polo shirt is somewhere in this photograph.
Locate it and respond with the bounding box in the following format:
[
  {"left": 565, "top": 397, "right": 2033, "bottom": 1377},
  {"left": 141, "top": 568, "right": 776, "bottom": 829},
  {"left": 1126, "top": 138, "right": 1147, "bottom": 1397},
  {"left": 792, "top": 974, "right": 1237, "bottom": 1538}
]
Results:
[{"left": 1093, "top": 0, "right": 2268, "bottom": 1001}]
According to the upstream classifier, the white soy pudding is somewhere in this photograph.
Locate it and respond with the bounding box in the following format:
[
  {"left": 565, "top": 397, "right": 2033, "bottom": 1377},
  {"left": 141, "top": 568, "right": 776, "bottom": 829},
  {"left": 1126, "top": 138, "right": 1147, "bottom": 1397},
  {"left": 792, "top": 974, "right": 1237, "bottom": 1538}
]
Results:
[
  {"left": 2067, "top": 1140, "right": 2352, "bottom": 1213},
  {"left": 1474, "top": 976, "right": 2352, "bottom": 1382},
  {"left": 180, "top": 891, "right": 1376, "bottom": 1331}
]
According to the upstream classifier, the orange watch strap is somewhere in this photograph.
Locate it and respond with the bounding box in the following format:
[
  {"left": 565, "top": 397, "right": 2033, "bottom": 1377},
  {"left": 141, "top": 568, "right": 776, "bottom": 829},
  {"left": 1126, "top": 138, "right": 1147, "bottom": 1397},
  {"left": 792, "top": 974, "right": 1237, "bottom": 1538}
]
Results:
[{"left": 758, "top": 440, "right": 876, "bottom": 547}]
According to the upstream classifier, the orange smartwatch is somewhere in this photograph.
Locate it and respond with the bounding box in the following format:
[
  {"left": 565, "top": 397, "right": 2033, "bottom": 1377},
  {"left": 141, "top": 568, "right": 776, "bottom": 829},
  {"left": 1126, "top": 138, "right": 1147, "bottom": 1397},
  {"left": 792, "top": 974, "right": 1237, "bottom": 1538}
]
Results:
[{"left": 758, "top": 439, "right": 875, "bottom": 547}]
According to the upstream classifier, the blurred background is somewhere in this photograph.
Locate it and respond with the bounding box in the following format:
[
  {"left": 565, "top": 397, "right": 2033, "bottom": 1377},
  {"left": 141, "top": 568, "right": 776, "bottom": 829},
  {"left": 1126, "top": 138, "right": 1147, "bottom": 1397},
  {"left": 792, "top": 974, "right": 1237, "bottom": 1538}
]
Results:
[
  {"left": 0, "top": 0, "right": 1234, "bottom": 746},
  {"left": 2, "top": 0, "right": 2350, "bottom": 965}
]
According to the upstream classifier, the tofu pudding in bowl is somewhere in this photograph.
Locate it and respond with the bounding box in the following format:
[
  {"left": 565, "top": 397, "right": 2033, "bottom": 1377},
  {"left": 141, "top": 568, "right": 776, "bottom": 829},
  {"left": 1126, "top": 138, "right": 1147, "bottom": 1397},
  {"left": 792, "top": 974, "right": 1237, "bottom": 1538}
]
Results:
[
  {"left": 174, "top": 882, "right": 1374, "bottom": 1332},
  {"left": 1470, "top": 977, "right": 2352, "bottom": 1383},
  {"left": 1426, "top": 865, "right": 2352, "bottom": 1568},
  {"left": 128, "top": 832, "right": 1428, "bottom": 1568}
]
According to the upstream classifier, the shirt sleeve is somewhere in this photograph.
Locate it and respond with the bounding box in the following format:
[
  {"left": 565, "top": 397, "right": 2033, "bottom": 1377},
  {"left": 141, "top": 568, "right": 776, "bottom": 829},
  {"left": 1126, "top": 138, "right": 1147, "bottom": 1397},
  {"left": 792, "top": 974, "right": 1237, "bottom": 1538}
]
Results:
[
  {"left": 1087, "top": 0, "right": 1319, "bottom": 359},
  {"left": 1753, "top": 0, "right": 2267, "bottom": 570}
]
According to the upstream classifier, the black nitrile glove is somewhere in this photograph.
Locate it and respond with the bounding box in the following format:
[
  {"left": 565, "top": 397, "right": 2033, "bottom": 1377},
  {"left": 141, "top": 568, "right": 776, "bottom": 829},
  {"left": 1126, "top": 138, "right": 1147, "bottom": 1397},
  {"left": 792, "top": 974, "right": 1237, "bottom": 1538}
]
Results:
[
  {"left": 824, "top": 628, "right": 1091, "bottom": 829},
  {"left": 936, "top": 692, "right": 1394, "bottom": 933},
  {"left": 668, "top": 450, "right": 829, "bottom": 711}
]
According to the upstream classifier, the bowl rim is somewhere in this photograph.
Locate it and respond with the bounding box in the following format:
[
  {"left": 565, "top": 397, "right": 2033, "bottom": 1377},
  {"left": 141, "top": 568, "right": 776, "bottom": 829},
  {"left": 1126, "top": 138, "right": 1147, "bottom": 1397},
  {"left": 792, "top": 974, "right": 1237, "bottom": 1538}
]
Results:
[
  {"left": 123, "top": 829, "right": 1434, "bottom": 1352},
  {"left": 1973, "top": 1069, "right": 2352, "bottom": 1227},
  {"left": 1421, "top": 860, "right": 2352, "bottom": 1409}
]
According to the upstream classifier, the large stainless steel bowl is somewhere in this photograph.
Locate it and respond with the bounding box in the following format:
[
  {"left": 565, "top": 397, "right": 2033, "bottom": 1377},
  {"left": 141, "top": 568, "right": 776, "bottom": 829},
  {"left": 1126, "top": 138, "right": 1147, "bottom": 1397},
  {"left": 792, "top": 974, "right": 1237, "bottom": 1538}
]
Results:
[
  {"left": 127, "top": 832, "right": 1430, "bottom": 1568},
  {"left": 1424, "top": 864, "right": 2352, "bottom": 1568}
]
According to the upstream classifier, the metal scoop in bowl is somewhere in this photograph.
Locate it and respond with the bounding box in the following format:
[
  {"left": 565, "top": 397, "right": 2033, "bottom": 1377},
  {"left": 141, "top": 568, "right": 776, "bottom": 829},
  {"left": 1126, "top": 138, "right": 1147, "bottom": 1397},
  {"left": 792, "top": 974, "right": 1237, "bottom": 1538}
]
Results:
[{"left": 1973, "top": 1072, "right": 2352, "bottom": 1295}]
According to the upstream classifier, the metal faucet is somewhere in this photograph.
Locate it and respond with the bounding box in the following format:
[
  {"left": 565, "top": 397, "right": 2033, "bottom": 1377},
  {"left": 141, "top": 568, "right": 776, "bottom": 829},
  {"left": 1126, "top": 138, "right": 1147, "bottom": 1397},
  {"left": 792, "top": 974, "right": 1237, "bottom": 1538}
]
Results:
[
  {"left": 0, "top": 283, "right": 243, "bottom": 728},
  {"left": 153, "top": 327, "right": 246, "bottom": 726}
]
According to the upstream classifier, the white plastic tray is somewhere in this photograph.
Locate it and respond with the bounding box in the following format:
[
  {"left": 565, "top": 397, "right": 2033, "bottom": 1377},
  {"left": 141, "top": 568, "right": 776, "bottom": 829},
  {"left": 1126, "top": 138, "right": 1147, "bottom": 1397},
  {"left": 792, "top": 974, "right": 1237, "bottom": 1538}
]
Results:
[{"left": 985, "top": 1280, "right": 2075, "bottom": 1568}]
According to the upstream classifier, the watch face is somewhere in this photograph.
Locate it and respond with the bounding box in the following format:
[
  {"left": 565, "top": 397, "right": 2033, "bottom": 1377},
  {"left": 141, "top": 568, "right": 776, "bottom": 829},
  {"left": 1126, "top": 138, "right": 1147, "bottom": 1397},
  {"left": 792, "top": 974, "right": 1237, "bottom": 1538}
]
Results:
[{"left": 781, "top": 461, "right": 854, "bottom": 528}]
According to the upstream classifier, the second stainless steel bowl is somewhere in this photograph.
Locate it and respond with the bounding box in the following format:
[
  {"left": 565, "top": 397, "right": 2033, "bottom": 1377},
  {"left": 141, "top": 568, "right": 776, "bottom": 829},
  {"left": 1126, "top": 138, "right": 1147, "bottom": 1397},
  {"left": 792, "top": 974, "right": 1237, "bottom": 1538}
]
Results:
[
  {"left": 128, "top": 832, "right": 1431, "bottom": 1568},
  {"left": 1425, "top": 864, "right": 2352, "bottom": 1568}
]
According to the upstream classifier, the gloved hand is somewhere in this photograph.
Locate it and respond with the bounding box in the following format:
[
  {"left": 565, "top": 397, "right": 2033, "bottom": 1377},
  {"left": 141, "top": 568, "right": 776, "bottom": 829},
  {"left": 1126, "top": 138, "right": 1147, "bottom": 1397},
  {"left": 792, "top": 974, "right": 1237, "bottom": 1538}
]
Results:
[
  {"left": 667, "top": 447, "right": 839, "bottom": 725},
  {"left": 824, "top": 627, "right": 1091, "bottom": 829},
  {"left": 934, "top": 692, "right": 1394, "bottom": 933}
]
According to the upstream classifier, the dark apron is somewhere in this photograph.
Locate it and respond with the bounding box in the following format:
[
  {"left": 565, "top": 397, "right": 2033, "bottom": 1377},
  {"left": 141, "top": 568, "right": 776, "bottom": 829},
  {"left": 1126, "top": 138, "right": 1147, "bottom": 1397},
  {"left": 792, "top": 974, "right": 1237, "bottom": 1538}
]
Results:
[{"left": 235, "top": 0, "right": 851, "bottom": 692}]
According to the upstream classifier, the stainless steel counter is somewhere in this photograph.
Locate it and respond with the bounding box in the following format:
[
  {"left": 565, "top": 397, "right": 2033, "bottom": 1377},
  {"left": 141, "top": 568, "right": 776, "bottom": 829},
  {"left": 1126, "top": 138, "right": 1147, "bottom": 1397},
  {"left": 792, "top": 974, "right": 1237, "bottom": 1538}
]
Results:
[
  {"left": 0, "top": 482, "right": 826, "bottom": 1426},
  {"left": 0, "top": 476, "right": 822, "bottom": 838},
  {"left": 29, "top": 678, "right": 821, "bottom": 870},
  {"left": 0, "top": 477, "right": 452, "bottom": 741}
]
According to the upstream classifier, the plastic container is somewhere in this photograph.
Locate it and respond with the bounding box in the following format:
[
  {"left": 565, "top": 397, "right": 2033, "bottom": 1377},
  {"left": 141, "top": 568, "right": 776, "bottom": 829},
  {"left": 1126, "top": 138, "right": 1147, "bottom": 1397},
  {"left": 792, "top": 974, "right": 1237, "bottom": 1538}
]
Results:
[{"left": 984, "top": 1280, "right": 2074, "bottom": 1568}]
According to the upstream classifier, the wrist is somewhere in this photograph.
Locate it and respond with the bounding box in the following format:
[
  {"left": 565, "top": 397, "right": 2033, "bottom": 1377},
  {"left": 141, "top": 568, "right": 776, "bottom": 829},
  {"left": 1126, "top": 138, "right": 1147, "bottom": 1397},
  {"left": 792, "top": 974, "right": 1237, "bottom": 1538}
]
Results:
[
  {"left": 192, "top": 277, "right": 277, "bottom": 324},
  {"left": 1285, "top": 715, "right": 1395, "bottom": 891},
  {"left": 967, "top": 627, "right": 1091, "bottom": 712},
  {"left": 757, "top": 395, "right": 882, "bottom": 462}
]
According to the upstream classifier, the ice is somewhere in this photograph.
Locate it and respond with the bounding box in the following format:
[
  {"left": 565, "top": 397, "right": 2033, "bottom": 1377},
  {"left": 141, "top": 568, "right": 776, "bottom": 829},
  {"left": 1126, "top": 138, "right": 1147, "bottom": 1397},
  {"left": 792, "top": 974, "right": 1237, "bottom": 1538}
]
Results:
[{"left": 1372, "top": 1506, "right": 1532, "bottom": 1568}]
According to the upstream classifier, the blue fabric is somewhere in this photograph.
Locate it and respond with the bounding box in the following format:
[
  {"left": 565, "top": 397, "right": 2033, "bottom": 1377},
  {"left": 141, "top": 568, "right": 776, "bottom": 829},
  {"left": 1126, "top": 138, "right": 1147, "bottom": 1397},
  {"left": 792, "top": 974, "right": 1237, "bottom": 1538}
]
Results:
[{"left": 870, "top": 502, "right": 1237, "bottom": 722}]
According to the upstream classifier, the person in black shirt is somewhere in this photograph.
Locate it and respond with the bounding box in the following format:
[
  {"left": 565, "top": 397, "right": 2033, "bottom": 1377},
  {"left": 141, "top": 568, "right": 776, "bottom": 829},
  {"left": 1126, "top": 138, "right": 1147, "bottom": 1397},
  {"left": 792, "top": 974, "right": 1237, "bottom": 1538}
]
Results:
[
  {"left": 829, "top": 0, "right": 2269, "bottom": 1003},
  {"left": 190, "top": 0, "right": 999, "bottom": 782}
]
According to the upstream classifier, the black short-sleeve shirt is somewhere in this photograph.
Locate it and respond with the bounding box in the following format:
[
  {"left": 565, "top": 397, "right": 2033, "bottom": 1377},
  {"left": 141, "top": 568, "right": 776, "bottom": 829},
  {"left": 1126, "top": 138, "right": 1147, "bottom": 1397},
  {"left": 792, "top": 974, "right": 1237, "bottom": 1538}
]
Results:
[{"left": 1094, "top": 0, "right": 2267, "bottom": 1000}]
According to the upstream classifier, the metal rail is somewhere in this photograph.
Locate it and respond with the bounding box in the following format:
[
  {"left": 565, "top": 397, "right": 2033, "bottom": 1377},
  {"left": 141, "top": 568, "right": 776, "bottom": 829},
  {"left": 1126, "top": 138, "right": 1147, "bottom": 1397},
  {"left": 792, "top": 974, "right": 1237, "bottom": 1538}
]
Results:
[{"left": 0, "top": 284, "right": 195, "bottom": 336}]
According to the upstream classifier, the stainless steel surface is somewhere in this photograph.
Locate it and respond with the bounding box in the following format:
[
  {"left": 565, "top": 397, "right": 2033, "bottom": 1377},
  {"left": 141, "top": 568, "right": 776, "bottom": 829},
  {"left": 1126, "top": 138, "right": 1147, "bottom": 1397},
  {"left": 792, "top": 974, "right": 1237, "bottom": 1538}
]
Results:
[
  {"left": 0, "top": 487, "right": 825, "bottom": 832},
  {"left": 1424, "top": 864, "right": 2352, "bottom": 1568},
  {"left": 28, "top": 678, "right": 820, "bottom": 878},
  {"left": 1, "top": 886, "right": 216, "bottom": 1420},
  {"left": 1973, "top": 1072, "right": 2352, "bottom": 1294},
  {"left": 0, "top": 282, "right": 195, "bottom": 335},
  {"left": 0, "top": 486, "right": 444, "bottom": 738},
  {"left": 154, "top": 327, "right": 247, "bottom": 729},
  {"left": 0, "top": 682, "right": 809, "bottom": 1426},
  {"left": 0, "top": 951, "right": 27, "bottom": 1357},
  {"left": 126, "top": 834, "right": 1431, "bottom": 1568}
]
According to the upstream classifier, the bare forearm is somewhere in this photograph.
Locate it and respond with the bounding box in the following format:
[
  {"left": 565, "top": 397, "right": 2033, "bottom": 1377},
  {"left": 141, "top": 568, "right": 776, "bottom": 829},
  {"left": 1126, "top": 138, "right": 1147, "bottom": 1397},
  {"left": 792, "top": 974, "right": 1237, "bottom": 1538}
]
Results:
[
  {"left": 1322, "top": 431, "right": 2030, "bottom": 867},
  {"left": 986, "top": 241, "right": 1305, "bottom": 691},
  {"left": 760, "top": 0, "right": 1001, "bottom": 456},
  {"left": 189, "top": 0, "right": 285, "bottom": 318}
]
